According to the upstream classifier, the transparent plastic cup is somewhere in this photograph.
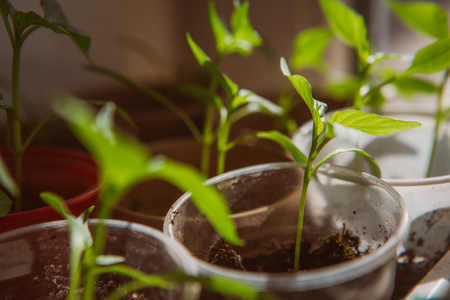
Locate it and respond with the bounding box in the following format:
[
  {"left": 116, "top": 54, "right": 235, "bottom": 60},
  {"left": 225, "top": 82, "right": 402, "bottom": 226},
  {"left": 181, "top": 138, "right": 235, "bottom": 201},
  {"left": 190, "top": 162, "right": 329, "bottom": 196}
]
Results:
[
  {"left": 0, "top": 219, "right": 200, "bottom": 300},
  {"left": 164, "top": 162, "right": 409, "bottom": 299}
]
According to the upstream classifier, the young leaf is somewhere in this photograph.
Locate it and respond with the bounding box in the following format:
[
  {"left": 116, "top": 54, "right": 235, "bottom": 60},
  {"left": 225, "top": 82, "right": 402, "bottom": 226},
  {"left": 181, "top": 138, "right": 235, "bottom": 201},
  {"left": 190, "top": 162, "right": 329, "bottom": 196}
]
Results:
[
  {"left": 187, "top": 33, "right": 212, "bottom": 66},
  {"left": 255, "top": 130, "right": 307, "bottom": 162},
  {"left": 230, "top": 1, "right": 263, "bottom": 56},
  {"left": 319, "top": 0, "right": 369, "bottom": 63},
  {"left": 232, "top": 89, "right": 284, "bottom": 116},
  {"left": 208, "top": 1, "right": 232, "bottom": 56},
  {"left": 203, "top": 61, "right": 239, "bottom": 100},
  {"left": 0, "top": 154, "right": 18, "bottom": 198},
  {"left": 281, "top": 58, "right": 325, "bottom": 135},
  {"left": 54, "top": 97, "right": 243, "bottom": 246},
  {"left": 324, "top": 76, "right": 359, "bottom": 102},
  {"left": 290, "top": 27, "right": 333, "bottom": 71},
  {"left": 404, "top": 38, "right": 450, "bottom": 75},
  {"left": 327, "top": 110, "right": 421, "bottom": 136},
  {"left": 148, "top": 156, "right": 243, "bottom": 246},
  {"left": 40, "top": 0, "right": 91, "bottom": 56},
  {"left": 388, "top": 0, "right": 449, "bottom": 39},
  {"left": 392, "top": 76, "right": 438, "bottom": 96},
  {"left": 95, "top": 255, "right": 125, "bottom": 266}
]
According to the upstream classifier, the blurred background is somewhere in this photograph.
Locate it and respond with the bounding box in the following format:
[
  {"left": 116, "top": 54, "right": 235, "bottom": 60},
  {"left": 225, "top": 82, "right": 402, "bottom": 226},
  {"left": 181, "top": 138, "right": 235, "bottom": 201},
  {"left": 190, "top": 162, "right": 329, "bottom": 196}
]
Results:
[{"left": 0, "top": 0, "right": 448, "bottom": 142}]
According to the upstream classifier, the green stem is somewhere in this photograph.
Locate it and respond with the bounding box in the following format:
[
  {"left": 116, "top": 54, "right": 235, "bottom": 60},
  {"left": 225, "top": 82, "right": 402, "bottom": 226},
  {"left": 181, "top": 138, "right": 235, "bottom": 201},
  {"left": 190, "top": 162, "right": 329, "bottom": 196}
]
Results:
[
  {"left": 201, "top": 104, "right": 214, "bottom": 176},
  {"left": 201, "top": 54, "right": 224, "bottom": 175},
  {"left": 216, "top": 111, "right": 231, "bottom": 175},
  {"left": 293, "top": 164, "right": 312, "bottom": 272},
  {"left": 293, "top": 124, "right": 319, "bottom": 272},
  {"left": 426, "top": 68, "right": 449, "bottom": 178},
  {"left": 11, "top": 42, "right": 23, "bottom": 213}
]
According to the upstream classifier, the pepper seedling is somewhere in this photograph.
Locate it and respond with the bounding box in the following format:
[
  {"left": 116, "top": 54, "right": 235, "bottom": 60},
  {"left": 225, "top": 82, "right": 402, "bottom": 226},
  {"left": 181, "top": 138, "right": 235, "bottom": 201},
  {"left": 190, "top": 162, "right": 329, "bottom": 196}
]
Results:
[
  {"left": 40, "top": 97, "right": 277, "bottom": 299},
  {"left": 0, "top": 0, "right": 90, "bottom": 215},
  {"left": 290, "top": 0, "right": 450, "bottom": 177},
  {"left": 257, "top": 58, "right": 421, "bottom": 272}
]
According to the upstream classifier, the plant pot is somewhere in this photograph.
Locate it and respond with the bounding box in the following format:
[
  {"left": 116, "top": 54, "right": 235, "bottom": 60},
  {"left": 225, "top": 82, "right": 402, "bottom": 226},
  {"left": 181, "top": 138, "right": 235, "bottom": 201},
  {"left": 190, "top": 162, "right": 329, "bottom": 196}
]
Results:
[
  {"left": 291, "top": 104, "right": 450, "bottom": 298},
  {"left": 0, "top": 219, "right": 201, "bottom": 299},
  {"left": 164, "top": 162, "right": 409, "bottom": 299},
  {"left": 0, "top": 147, "right": 99, "bottom": 233},
  {"left": 113, "top": 136, "right": 293, "bottom": 230}
]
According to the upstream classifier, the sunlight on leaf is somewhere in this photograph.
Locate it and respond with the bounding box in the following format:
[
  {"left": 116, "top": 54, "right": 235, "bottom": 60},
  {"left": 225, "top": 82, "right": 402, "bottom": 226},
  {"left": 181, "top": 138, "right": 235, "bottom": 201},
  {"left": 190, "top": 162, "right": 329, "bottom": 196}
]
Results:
[
  {"left": 328, "top": 110, "right": 421, "bottom": 136},
  {"left": 405, "top": 38, "right": 450, "bottom": 75},
  {"left": 388, "top": 0, "right": 449, "bottom": 39},
  {"left": 291, "top": 27, "right": 333, "bottom": 71}
]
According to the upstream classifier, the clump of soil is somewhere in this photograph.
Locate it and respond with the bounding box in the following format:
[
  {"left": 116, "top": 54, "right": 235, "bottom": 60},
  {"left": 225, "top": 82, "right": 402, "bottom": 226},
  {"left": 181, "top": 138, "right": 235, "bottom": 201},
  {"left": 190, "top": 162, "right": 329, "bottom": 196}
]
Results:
[{"left": 209, "top": 229, "right": 361, "bottom": 272}]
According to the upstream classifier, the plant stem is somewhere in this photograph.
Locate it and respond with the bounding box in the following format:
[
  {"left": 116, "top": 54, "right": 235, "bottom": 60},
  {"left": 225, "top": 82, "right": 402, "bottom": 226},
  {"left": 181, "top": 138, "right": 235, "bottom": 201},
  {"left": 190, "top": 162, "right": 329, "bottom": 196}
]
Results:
[
  {"left": 426, "top": 68, "right": 449, "bottom": 177},
  {"left": 216, "top": 111, "right": 231, "bottom": 175},
  {"left": 11, "top": 43, "right": 23, "bottom": 213},
  {"left": 201, "top": 104, "right": 214, "bottom": 176},
  {"left": 293, "top": 123, "right": 319, "bottom": 272},
  {"left": 293, "top": 164, "right": 312, "bottom": 272}
]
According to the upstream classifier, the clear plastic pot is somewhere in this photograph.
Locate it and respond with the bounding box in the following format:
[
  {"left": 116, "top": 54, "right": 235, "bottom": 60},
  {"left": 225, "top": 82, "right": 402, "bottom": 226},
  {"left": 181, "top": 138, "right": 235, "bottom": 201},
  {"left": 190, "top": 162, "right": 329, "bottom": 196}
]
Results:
[
  {"left": 0, "top": 219, "right": 200, "bottom": 300},
  {"left": 113, "top": 136, "right": 293, "bottom": 230},
  {"left": 164, "top": 162, "right": 409, "bottom": 299},
  {"left": 292, "top": 109, "right": 450, "bottom": 298}
]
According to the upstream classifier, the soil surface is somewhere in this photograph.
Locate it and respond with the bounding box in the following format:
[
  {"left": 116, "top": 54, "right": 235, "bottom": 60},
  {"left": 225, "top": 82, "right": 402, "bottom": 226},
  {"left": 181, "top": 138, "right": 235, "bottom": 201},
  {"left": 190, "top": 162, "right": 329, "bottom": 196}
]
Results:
[{"left": 208, "top": 229, "right": 361, "bottom": 272}]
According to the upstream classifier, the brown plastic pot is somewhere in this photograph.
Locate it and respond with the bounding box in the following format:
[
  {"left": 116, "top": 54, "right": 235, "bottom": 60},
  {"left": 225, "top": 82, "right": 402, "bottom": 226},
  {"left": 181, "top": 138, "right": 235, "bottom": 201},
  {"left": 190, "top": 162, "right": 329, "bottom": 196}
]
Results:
[{"left": 0, "top": 147, "right": 99, "bottom": 233}]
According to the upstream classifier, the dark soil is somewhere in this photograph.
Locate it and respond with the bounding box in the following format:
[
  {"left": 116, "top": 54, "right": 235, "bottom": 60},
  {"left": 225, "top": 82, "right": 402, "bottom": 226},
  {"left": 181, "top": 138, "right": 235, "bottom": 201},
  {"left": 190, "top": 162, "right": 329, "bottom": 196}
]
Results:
[{"left": 208, "top": 229, "right": 361, "bottom": 272}]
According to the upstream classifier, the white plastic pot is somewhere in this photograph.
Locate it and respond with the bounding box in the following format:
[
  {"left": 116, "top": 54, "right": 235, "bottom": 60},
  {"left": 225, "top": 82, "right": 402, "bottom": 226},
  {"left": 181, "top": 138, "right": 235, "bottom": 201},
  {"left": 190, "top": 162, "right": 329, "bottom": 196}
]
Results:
[{"left": 164, "top": 162, "right": 409, "bottom": 299}]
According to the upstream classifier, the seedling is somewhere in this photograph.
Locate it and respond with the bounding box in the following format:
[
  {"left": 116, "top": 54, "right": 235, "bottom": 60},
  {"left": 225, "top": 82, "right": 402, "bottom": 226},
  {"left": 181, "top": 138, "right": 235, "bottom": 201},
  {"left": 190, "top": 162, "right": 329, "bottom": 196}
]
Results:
[
  {"left": 86, "top": 1, "right": 291, "bottom": 176},
  {"left": 259, "top": 58, "right": 421, "bottom": 272},
  {"left": 290, "top": 0, "right": 450, "bottom": 177},
  {"left": 0, "top": 0, "right": 90, "bottom": 214},
  {"left": 40, "top": 97, "right": 276, "bottom": 299}
]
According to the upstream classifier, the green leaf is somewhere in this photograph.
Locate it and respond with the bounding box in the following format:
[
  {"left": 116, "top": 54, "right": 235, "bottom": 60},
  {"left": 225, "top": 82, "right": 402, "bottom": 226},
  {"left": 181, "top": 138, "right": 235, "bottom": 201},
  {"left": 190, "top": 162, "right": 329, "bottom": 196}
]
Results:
[
  {"left": 230, "top": 1, "right": 263, "bottom": 56},
  {"left": 313, "top": 147, "right": 381, "bottom": 177},
  {"left": 281, "top": 58, "right": 325, "bottom": 135},
  {"left": 203, "top": 61, "right": 239, "bottom": 100},
  {"left": 392, "top": 76, "right": 438, "bottom": 96},
  {"left": 148, "top": 156, "right": 243, "bottom": 246},
  {"left": 232, "top": 89, "right": 284, "bottom": 116},
  {"left": 208, "top": 1, "right": 232, "bottom": 55},
  {"left": 324, "top": 76, "right": 359, "bottom": 102},
  {"left": 319, "top": 0, "right": 369, "bottom": 63},
  {"left": 0, "top": 154, "right": 18, "bottom": 198},
  {"left": 40, "top": 191, "right": 93, "bottom": 249},
  {"left": 404, "top": 38, "right": 450, "bottom": 75},
  {"left": 255, "top": 130, "right": 307, "bottom": 162},
  {"left": 290, "top": 27, "right": 333, "bottom": 70},
  {"left": 40, "top": 191, "right": 72, "bottom": 217},
  {"left": 328, "top": 110, "right": 421, "bottom": 136},
  {"left": 388, "top": 0, "right": 449, "bottom": 39},
  {"left": 0, "top": 0, "right": 13, "bottom": 22},
  {"left": 53, "top": 98, "right": 152, "bottom": 206},
  {"left": 96, "top": 255, "right": 125, "bottom": 266},
  {"left": 54, "top": 97, "right": 242, "bottom": 246},
  {"left": 187, "top": 33, "right": 212, "bottom": 66},
  {"left": 165, "top": 272, "right": 277, "bottom": 300},
  {"left": 0, "top": 190, "right": 12, "bottom": 217},
  {"left": 40, "top": 0, "right": 91, "bottom": 56}
]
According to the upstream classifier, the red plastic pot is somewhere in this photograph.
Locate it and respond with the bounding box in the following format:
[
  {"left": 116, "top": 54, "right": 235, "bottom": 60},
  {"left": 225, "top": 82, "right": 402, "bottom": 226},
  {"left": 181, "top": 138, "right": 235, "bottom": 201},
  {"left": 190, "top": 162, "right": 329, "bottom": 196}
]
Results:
[{"left": 0, "top": 148, "right": 99, "bottom": 233}]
